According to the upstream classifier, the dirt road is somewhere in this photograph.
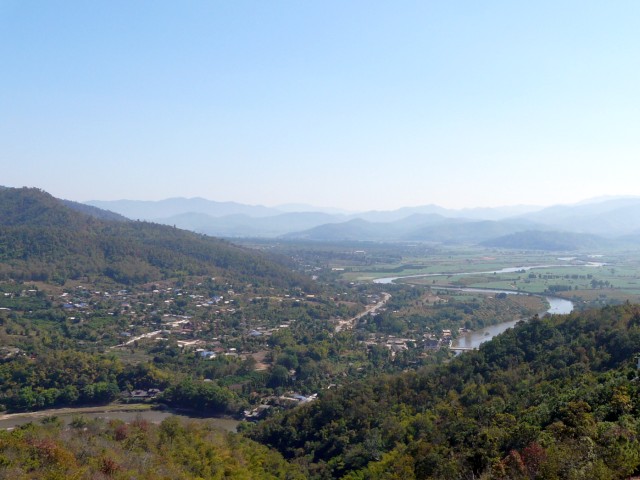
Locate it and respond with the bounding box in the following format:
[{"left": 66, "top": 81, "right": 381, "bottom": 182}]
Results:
[{"left": 335, "top": 292, "right": 391, "bottom": 332}]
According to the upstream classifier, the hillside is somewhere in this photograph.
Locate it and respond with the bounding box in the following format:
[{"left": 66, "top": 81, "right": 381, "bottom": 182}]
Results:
[
  {"left": 0, "top": 416, "right": 304, "bottom": 479},
  {"left": 248, "top": 303, "right": 640, "bottom": 479},
  {"left": 283, "top": 218, "right": 391, "bottom": 242},
  {"left": 0, "top": 187, "right": 306, "bottom": 288},
  {"left": 62, "top": 199, "right": 129, "bottom": 222}
]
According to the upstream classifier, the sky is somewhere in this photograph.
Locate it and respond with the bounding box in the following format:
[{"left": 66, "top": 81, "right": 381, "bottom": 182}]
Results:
[{"left": 1, "top": 1, "right": 639, "bottom": 211}]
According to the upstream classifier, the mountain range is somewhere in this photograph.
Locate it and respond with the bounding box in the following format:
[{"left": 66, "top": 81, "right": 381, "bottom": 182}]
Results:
[{"left": 85, "top": 196, "right": 640, "bottom": 249}]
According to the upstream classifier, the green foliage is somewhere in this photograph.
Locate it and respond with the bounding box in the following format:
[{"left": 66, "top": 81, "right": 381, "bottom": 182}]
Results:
[
  {"left": 268, "top": 365, "right": 290, "bottom": 388},
  {"left": 0, "top": 350, "right": 124, "bottom": 411},
  {"left": 249, "top": 304, "right": 640, "bottom": 479},
  {"left": 0, "top": 416, "right": 304, "bottom": 478},
  {"left": 162, "top": 378, "right": 245, "bottom": 414},
  {"left": 0, "top": 187, "right": 309, "bottom": 288}
]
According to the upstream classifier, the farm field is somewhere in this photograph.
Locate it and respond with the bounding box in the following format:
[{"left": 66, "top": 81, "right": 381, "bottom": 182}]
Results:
[{"left": 337, "top": 245, "right": 640, "bottom": 308}]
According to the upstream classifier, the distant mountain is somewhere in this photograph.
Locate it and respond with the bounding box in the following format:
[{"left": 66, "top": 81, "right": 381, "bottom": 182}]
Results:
[
  {"left": 481, "top": 230, "right": 612, "bottom": 251},
  {"left": 282, "top": 214, "right": 455, "bottom": 242},
  {"left": 151, "top": 212, "right": 264, "bottom": 237},
  {"left": 573, "top": 194, "right": 640, "bottom": 205},
  {"left": 82, "top": 195, "right": 640, "bottom": 241},
  {"left": 283, "top": 219, "right": 389, "bottom": 241},
  {"left": 351, "top": 204, "right": 542, "bottom": 223},
  {"left": 616, "top": 232, "right": 640, "bottom": 246},
  {"left": 86, "top": 198, "right": 281, "bottom": 220},
  {"left": 450, "top": 204, "right": 543, "bottom": 220},
  {"left": 274, "top": 203, "right": 354, "bottom": 215},
  {"left": 284, "top": 216, "right": 546, "bottom": 243},
  {"left": 0, "top": 187, "right": 307, "bottom": 288},
  {"left": 388, "top": 213, "right": 461, "bottom": 229},
  {"left": 515, "top": 197, "right": 640, "bottom": 236},
  {"left": 62, "top": 199, "right": 129, "bottom": 222},
  {"left": 403, "top": 219, "right": 545, "bottom": 243},
  {"left": 156, "top": 211, "right": 344, "bottom": 238},
  {"left": 83, "top": 198, "right": 547, "bottom": 238},
  {"left": 351, "top": 206, "right": 450, "bottom": 223}
]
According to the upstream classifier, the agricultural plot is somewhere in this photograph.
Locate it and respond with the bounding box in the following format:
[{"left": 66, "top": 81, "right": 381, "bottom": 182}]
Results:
[{"left": 335, "top": 245, "right": 640, "bottom": 308}]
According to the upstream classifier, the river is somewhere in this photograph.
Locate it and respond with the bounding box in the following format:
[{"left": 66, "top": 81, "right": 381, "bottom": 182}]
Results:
[
  {"left": 450, "top": 294, "right": 573, "bottom": 350},
  {"left": 373, "top": 266, "right": 579, "bottom": 350},
  {"left": 0, "top": 407, "right": 241, "bottom": 432},
  {"left": 372, "top": 261, "right": 606, "bottom": 285}
]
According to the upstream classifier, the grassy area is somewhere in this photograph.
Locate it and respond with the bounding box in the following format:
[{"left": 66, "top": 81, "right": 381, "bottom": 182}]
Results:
[
  {"left": 337, "top": 246, "right": 640, "bottom": 306},
  {"left": 0, "top": 402, "right": 155, "bottom": 421}
]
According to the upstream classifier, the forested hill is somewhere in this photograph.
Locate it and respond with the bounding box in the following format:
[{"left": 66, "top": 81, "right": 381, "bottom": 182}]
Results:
[
  {"left": 0, "top": 187, "right": 308, "bottom": 288},
  {"left": 248, "top": 303, "right": 640, "bottom": 479},
  {"left": 0, "top": 416, "right": 305, "bottom": 479}
]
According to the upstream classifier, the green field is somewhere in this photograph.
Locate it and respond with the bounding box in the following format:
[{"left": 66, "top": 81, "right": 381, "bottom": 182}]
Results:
[{"left": 336, "top": 246, "right": 640, "bottom": 307}]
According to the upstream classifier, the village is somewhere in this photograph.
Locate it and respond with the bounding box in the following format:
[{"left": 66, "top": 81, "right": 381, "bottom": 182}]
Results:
[{"left": 0, "top": 278, "right": 466, "bottom": 419}]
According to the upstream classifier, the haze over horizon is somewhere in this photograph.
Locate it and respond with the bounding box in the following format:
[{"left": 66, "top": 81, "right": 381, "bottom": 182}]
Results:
[
  {"left": 85, "top": 193, "right": 640, "bottom": 215},
  {"left": 2, "top": 1, "right": 640, "bottom": 211}
]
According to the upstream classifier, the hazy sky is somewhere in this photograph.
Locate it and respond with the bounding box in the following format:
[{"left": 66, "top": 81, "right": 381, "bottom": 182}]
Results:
[{"left": 2, "top": 1, "right": 639, "bottom": 210}]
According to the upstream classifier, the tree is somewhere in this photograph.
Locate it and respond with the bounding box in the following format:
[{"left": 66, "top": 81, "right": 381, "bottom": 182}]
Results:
[{"left": 268, "top": 365, "right": 290, "bottom": 388}]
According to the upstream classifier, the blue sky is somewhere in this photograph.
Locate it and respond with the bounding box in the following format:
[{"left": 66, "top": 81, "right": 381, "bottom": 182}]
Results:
[{"left": 1, "top": 1, "right": 639, "bottom": 210}]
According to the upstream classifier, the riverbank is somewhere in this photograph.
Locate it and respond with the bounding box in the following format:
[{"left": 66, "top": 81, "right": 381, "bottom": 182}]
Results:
[
  {"left": 450, "top": 290, "right": 573, "bottom": 350},
  {"left": 371, "top": 261, "right": 607, "bottom": 285},
  {"left": 372, "top": 269, "right": 575, "bottom": 351}
]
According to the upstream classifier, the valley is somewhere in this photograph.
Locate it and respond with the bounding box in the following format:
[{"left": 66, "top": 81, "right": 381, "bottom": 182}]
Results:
[
  {"left": 2, "top": 188, "right": 640, "bottom": 478},
  {"left": 6, "top": 3, "right": 640, "bottom": 476}
]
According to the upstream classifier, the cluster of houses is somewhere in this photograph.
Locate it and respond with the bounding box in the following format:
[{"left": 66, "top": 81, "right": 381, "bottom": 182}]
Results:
[
  {"left": 1, "top": 280, "right": 392, "bottom": 416},
  {"left": 243, "top": 392, "right": 318, "bottom": 420},
  {"left": 362, "top": 326, "right": 465, "bottom": 357},
  {"left": 0, "top": 346, "right": 23, "bottom": 361},
  {"left": 123, "top": 388, "right": 162, "bottom": 400}
]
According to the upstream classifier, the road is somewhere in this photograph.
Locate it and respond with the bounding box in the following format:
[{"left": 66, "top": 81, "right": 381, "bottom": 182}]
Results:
[
  {"left": 335, "top": 292, "right": 391, "bottom": 332},
  {"left": 111, "top": 330, "right": 163, "bottom": 348}
]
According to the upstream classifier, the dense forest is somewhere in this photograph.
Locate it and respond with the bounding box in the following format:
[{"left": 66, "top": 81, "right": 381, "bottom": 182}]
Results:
[
  {"left": 0, "top": 415, "right": 304, "bottom": 479},
  {"left": 248, "top": 303, "right": 640, "bottom": 479},
  {"left": 0, "top": 187, "right": 308, "bottom": 288}
]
